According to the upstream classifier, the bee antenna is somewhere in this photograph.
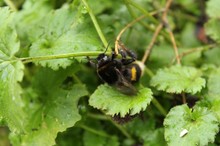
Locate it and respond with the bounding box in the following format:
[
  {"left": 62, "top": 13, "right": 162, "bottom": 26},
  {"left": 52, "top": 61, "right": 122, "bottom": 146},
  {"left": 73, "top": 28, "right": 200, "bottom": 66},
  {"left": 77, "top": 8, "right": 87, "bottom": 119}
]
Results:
[{"left": 104, "top": 40, "right": 112, "bottom": 54}]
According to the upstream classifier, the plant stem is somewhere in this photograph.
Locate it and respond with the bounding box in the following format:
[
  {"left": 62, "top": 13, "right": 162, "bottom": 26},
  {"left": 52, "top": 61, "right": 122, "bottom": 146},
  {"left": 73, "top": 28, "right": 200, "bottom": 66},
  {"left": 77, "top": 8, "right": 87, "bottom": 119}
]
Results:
[
  {"left": 124, "top": 0, "right": 171, "bottom": 43},
  {"left": 168, "top": 28, "right": 180, "bottom": 64},
  {"left": 152, "top": 98, "right": 167, "bottom": 116},
  {"left": 141, "top": 23, "right": 163, "bottom": 63},
  {"left": 115, "top": 15, "right": 147, "bottom": 54},
  {"left": 72, "top": 74, "right": 83, "bottom": 84},
  {"left": 88, "top": 113, "right": 133, "bottom": 139},
  {"left": 161, "top": 0, "right": 180, "bottom": 65},
  {"left": 124, "top": 0, "right": 137, "bottom": 19},
  {"left": 124, "top": 1, "right": 160, "bottom": 32},
  {"left": 109, "top": 119, "right": 133, "bottom": 139},
  {"left": 19, "top": 51, "right": 105, "bottom": 64},
  {"left": 77, "top": 124, "right": 111, "bottom": 138},
  {"left": 172, "top": 43, "right": 217, "bottom": 63},
  {"left": 4, "top": 0, "right": 17, "bottom": 11},
  {"left": 81, "top": 0, "right": 108, "bottom": 48},
  {"left": 144, "top": 67, "right": 154, "bottom": 77},
  {"left": 182, "top": 93, "right": 186, "bottom": 104},
  {"left": 124, "top": 0, "right": 158, "bottom": 23},
  {"left": 87, "top": 113, "right": 109, "bottom": 121},
  {"left": 141, "top": 0, "right": 173, "bottom": 64}
]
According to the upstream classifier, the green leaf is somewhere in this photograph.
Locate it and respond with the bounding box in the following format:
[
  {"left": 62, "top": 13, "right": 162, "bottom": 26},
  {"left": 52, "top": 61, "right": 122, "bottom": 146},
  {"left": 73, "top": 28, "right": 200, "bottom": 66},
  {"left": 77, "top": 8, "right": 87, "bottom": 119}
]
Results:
[
  {"left": 164, "top": 104, "right": 219, "bottom": 146},
  {"left": 83, "top": 131, "right": 119, "bottom": 146},
  {"left": 206, "top": 0, "right": 220, "bottom": 18},
  {"left": 206, "top": 68, "right": 220, "bottom": 100},
  {"left": 15, "top": 0, "right": 54, "bottom": 48},
  {"left": 197, "top": 100, "right": 220, "bottom": 145},
  {"left": 81, "top": 120, "right": 119, "bottom": 146},
  {"left": 29, "top": 6, "right": 102, "bottom": 70},
  {"left": 204, "top": 68, "right": 220, "bottom": 121},
  {"left": 205, "top": 19, "right": 220, "bottom": 42},
  {"left": 210, "top": 100, "right": 220, "bottom": 122},
  {"left": 105, "top": 136, "right": 119, "bottom": 146},
  {"left": 180, "top": 23, "right": 201, "bottom": 47},
  {"left": 150, "top": 65, "right": 206, "bottom": 94},
  {"left": 83, "top": 131, "right": 106, "bottom": 146},
  {"left": 143, "top": 128, "right": 167, "bottom": 146},
  {"left": 16, "top": 84, "right": 88, "bottom": 146},
  {"left": 126, "top": 118, "right": 166, "bottom": 146},
  {"left": 11, "top": 67, "right": 89, "bottom": 146},
  {"left": 56, "top": 127, "right": 83, "bottom": 146},
  {"left": 81, "top": 119, "right": 119, "bottom": 146},
  {"left": 125, "top": 118, "right": 155, "bottom": 139},
  {"left": 0, "top": 7, "right": 26, "bottom": 133},
  {"left": 0, "top": 1, "right": 3, "bottom": 6},
  {"left": 203, "top": 47, "right": 220, "bottom": 66},
  {"left": 89, "top": 84, "right": 153, "bottom": 117},
  {"left": 149, "top": 44, "right": 174, "bottom": 69}
]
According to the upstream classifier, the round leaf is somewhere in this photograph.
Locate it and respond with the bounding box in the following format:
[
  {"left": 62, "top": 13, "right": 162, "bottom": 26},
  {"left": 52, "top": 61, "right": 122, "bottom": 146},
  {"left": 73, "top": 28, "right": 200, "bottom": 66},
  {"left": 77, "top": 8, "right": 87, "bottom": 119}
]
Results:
[
  {"left": 150, "top": 65, "right": 206, "bottom": 94},
  {"left": 164, "top": 104, "right": 219, "bottom": 146},
  {"left": 89, "top": 84, "right": 153, "bottom": 117},
  {"left": 29, "top": 7, "right": 102, "bottom": 70}
]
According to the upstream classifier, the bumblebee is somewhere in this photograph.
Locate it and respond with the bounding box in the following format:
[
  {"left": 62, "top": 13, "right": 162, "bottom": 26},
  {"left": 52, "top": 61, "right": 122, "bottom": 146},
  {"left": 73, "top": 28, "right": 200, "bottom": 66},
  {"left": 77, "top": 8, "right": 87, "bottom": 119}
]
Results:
[{"left": 95, "top": 48, "right": 144, "bottom": 95}]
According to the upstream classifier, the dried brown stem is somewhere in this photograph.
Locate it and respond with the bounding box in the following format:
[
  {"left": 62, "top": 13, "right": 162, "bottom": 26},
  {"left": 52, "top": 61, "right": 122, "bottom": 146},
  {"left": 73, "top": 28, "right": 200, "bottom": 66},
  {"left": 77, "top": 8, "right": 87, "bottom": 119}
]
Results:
[
  {"left": 114, "top": 10, "right": 164, "bottom": 55},
  {"left": 166, "top": 25, "right": 181, "bottom": 64},
  {"left": 162, "top": 2, "right": 180, "bottom": 65},
  {"left": 141, "top": 0, "right": 173, "bottom": 63},
  {"left": 182, "top": 93, "right": 186, "bottom": 104},
  {"left": 115, "top": 15, "right": 147, "bottom": 55},
  {"left": 141, "top": 23, "right": 163, "bottom": 63}
]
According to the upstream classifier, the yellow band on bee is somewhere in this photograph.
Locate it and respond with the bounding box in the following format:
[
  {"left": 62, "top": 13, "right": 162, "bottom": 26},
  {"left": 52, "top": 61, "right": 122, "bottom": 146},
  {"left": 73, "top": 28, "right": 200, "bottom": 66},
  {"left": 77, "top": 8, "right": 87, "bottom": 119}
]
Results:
[{"left": 131, "top": 67, "right": 137, "bottom": 81}]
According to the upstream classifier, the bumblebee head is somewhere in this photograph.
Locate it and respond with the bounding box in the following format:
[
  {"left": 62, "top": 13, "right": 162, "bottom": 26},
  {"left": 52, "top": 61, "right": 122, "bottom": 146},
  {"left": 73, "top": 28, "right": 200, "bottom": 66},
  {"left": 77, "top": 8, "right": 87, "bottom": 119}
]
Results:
[
  {"left": 97, "top": 53, "right": 108, "bottom": 62},
  {"left": 96, "top": 53, "right": 111, "bottom": 68}
]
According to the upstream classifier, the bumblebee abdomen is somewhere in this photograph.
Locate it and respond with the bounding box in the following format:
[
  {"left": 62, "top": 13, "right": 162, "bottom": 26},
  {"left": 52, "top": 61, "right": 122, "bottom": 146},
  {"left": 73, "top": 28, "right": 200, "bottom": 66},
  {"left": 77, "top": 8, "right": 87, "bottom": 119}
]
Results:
[{"left": 123, "top": 61, "right": 144, "bottom": 83}]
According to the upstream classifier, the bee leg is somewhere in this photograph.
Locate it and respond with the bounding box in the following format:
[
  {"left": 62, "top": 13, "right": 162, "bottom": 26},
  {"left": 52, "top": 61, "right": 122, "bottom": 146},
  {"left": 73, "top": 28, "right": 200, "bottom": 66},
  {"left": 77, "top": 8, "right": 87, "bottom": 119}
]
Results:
[
  {"left": 119, "top": 49, "right": 127, "bottom": 59},
  {"left": 121, "top": 58, "right": 135, "bottom": 65},
  {"left": 118, "top": 43, "right": 137, "bottom": 59},
  {"left": 111, "top": 51, "right": 117, "bottom": 61},
  {"left": 86, "top": 56, "right": 96, "bottom": 68}
]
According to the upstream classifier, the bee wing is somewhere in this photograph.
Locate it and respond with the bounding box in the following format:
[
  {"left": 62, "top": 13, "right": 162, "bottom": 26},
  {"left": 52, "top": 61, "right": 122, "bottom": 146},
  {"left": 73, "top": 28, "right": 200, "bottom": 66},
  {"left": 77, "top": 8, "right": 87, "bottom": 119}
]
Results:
[{"left": 114, "top": 68, "right": 137, "bottom": 95}]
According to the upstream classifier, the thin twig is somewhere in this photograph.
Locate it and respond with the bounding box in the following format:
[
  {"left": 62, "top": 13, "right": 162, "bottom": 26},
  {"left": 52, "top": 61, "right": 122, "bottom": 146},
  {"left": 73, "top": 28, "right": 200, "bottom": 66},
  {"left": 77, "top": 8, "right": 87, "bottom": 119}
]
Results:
[
  {"left": 166, "top": 26, "right": 180, "bottom": 64},
  {"left": 171, "top": 43, "right": 216, "bottom": 64},
  {"left": 141, "top": 0, "right": 173, "bottom": 64},
  {"left": 115, "top": 15, "right": 147, "bottom": 55},
  {"left": 124, "top": 0, "right": 158, "bottom": 23},
  {"left": 182, "top": 93, "right": 186, "bottom": 104},
  {"left": 161, "top": 0, "right": 180, "bottom": 64},
  {"left": 115, "top": 10, "right": 163, "bottom": 55},
  {"left": 141, "top": 23, "right": 163, "bottom": 63}
]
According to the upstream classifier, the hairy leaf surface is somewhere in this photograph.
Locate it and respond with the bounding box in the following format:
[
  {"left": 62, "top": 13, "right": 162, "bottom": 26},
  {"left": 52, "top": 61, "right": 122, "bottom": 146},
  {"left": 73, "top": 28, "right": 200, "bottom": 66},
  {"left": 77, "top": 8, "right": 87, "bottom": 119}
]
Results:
[
  {"left": 0, "top": 7, "right": 26, "bottom": 133},
  {"left": 207, "top": 0, "right": 220, "bottom": 18},
  {"left": 89, "top": 84, "right": 153, "bottom": 117},
  {"left": 17, "top": 84, "right": 88, "bottom": 146},
  {"left": 207, "top": 68, "right": 220, "bottom": 100},
  {"left": 29, "top": 6, "right": 102, "bottom": 70},
  {"left": 205, "top": 19, "right": 220, "bottom": 43},
  {"left": 150, "top": 65, "right": 205, "bottom": 94},
  {"left": 164, "top": 104, "right": 219, "bottom": 146}
]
